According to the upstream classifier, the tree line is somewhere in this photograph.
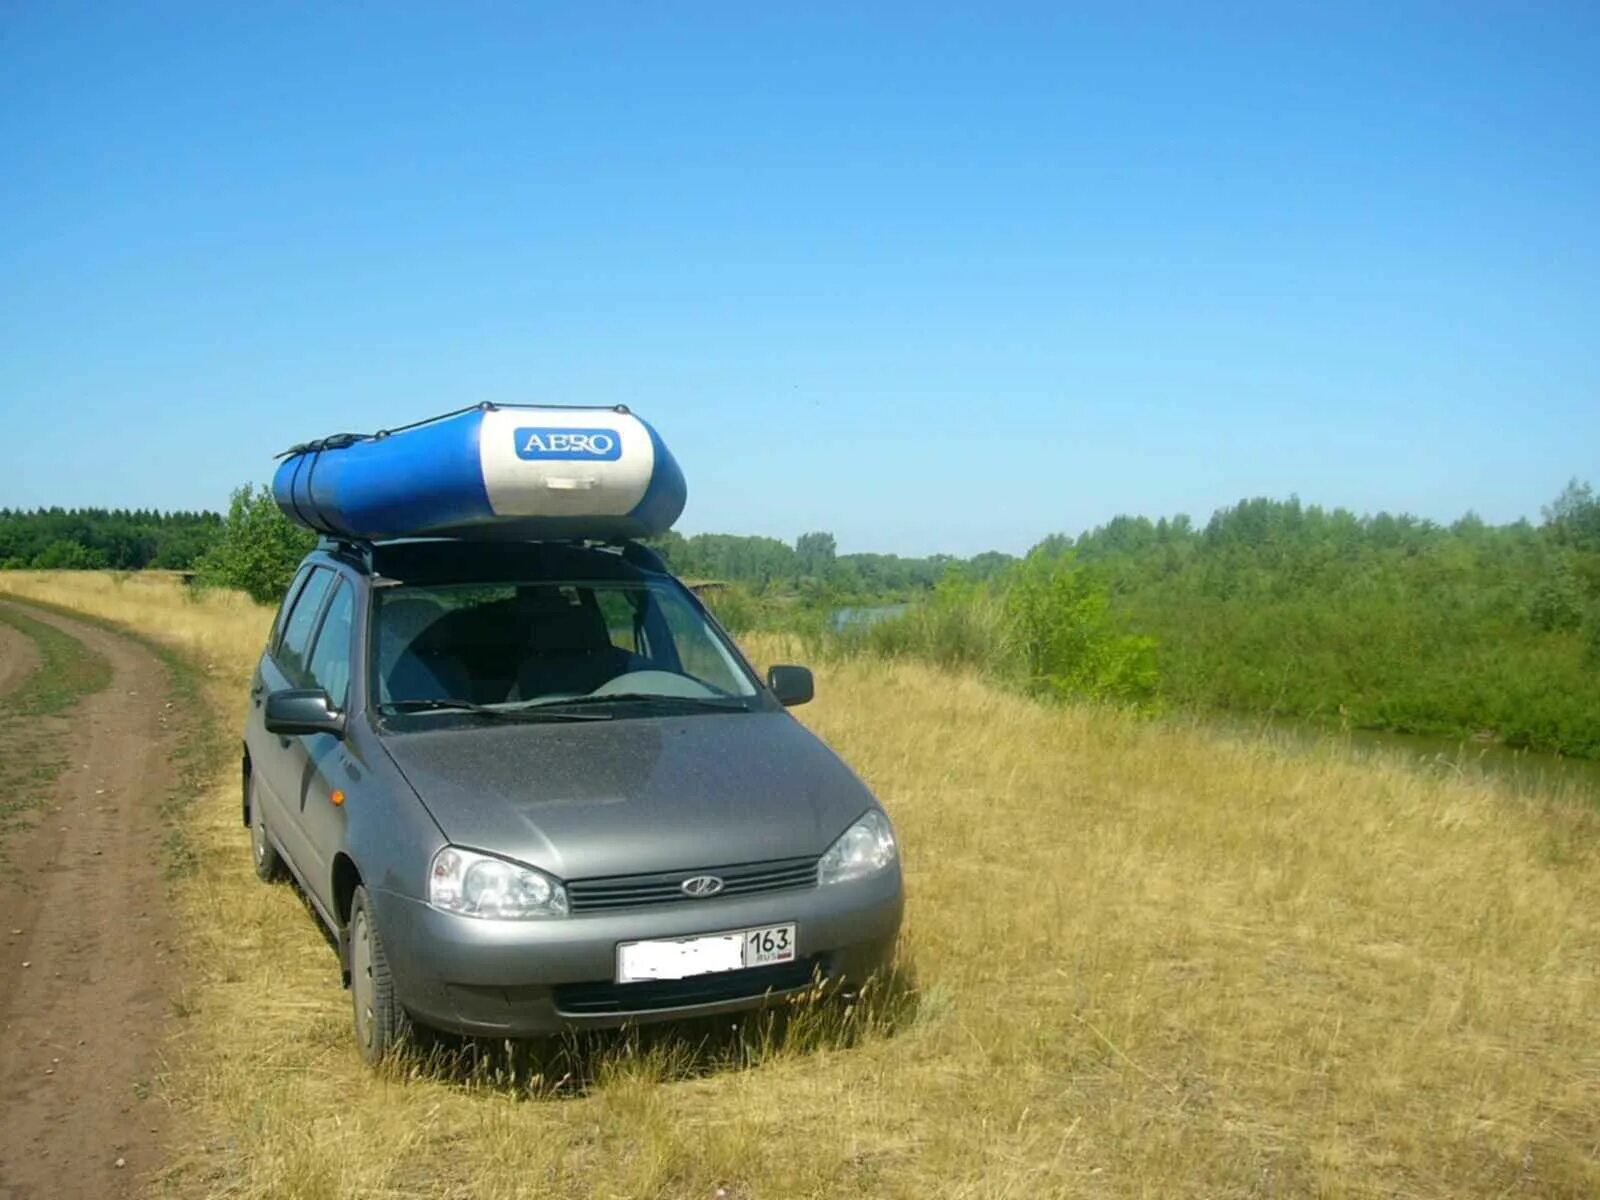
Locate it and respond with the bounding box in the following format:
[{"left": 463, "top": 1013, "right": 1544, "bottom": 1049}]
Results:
[
  {"left": 1053, "top": 483, "right": 1600, "bottom": 756},
  {"left": 856, "top": 480, "right": 1598, "bottom": 757},
  {"left": 0, "top": 507, "right": 221, "bottom": 571},
  {"left": 644, "top": 528, "right": 1016, "bottom": 597},
  {"left": 8, "top": 481, "right": 1598, "bottom": 757},
  {"left": 0, "top": 495, "right": 1014, "bottom": 601}
]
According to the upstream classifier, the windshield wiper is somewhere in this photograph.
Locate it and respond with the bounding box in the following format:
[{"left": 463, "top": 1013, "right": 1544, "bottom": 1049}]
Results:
[
  {"left": 380, "top": 698, "right": 613, "bottom": 722},
  {"left": 517, "top": 692, "right": 750, "bottom": 712}
]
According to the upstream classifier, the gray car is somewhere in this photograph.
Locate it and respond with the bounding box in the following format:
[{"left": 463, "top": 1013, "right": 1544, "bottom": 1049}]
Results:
[{"left": 243, "top": 537, "right": 903, "bottom": 1062}]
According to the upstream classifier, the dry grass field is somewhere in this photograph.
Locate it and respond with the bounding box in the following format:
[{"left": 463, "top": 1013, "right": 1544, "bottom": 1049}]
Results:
[{"left": 1, "top": 569, "right": 1597, "bottom": 1199}]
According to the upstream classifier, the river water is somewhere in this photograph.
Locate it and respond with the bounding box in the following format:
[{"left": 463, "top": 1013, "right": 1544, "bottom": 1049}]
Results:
[{"left": 831, "top": 603, "right": 910, "bottom": 631}]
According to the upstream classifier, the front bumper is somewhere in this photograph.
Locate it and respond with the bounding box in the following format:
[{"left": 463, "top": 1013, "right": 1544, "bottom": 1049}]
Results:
[{"left": 373, "top": 867, "right": 904, "bottom": 1037}]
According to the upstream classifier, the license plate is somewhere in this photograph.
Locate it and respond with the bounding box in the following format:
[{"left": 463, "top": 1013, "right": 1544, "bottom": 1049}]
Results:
[{"left": 615, "top": 923, "right": 796, "bottom": 983}]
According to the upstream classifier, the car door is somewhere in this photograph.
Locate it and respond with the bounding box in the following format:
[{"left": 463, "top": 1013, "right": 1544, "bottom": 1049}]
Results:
[
  {"left": 250, "top": 565, "right": 336, "bottom": 880},
  {"left": 290, "top": 575, "right": 359, "bottom": 916}
]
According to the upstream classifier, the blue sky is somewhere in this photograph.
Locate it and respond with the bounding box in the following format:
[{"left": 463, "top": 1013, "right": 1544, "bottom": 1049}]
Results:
[{"left": 2, "top": 4, "right": 1596, "bottom": 556}]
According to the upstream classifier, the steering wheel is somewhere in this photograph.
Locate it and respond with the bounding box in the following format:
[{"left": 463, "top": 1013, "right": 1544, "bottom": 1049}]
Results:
[{"left": 590, "top": 669, "right": 721, "bottom": 699}]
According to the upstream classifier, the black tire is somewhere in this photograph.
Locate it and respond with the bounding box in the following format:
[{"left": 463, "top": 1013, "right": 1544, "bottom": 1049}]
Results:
[
  {"left": 349, "top": 885, "right": 408, "bottom": 1064},
  {"left": 247, "top": 773, "right": 287, "bottom": 883}
]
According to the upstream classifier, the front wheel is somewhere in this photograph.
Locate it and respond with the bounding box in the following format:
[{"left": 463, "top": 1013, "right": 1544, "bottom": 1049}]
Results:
[{"left": 349, "top": 885, "right": 408, "bottom": 1064}]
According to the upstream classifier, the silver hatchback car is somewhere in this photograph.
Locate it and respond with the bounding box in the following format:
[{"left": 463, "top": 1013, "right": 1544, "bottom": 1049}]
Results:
[{"left": 243, "top": 536, "right": 903, "bottom": 1062}]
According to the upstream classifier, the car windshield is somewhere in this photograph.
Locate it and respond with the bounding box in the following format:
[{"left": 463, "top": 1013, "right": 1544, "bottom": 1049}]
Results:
[{"left": 371, "top": 578, "right": 759, "bottom": 715}]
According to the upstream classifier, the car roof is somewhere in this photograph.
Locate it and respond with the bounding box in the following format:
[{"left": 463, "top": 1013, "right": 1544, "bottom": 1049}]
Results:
[{"left": 311, "top": 539, "right": 670, "bottom": 587}]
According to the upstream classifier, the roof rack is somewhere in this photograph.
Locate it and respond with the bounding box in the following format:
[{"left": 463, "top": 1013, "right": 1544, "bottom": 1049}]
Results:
[
  {"left": 617, "top": 540, "right": 669, "bottom": 574},
  {"left": 316, "top": 536, "right": 376, "bottom": 573},
  {"left": 314, "top": 535, "right": 670, "bottom": 577}
]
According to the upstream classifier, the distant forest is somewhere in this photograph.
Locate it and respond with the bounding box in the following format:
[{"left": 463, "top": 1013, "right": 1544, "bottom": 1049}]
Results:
[
  {"left": 0, "top": 502, "right": 1013, "bottom": 596},
  {"left": 645, "top": 529, "right": 1016, "bottom": 597},
  {"left": 0, "top": 507, "right": 221, "bottom": 571}
]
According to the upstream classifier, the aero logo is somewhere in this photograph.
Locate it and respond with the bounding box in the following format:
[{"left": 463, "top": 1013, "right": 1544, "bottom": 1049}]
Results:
[{"left": 513, "top": 428, "right": 624, "bottom": 462}]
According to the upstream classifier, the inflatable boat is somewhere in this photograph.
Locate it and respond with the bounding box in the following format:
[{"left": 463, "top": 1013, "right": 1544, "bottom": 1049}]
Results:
[{"left": 272, "top": 404, "right": 686, "bottom": 542}]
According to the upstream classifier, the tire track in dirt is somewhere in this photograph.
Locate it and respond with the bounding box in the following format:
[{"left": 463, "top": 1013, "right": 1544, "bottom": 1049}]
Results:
[
  {"left": 0, "top": 603, "right": 179, "bottom": 1200},
  {"left": 0, "top": 623, "right": 40, "bottom": 697}
]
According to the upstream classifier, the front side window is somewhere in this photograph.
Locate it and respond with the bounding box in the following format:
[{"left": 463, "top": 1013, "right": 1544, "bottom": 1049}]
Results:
[
  {"left": 594, "top": 589, "right": 641, "bottom": 652},
  {"left": 661, "top": 590, "right": 741, "bottom": 684},
  {"left": 371, "top": 578, "right": 758, "bottom": 715}
]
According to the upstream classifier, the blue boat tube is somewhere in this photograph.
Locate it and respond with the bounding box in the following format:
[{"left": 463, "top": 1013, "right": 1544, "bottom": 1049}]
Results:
[{"left": 272, "top": 404, "right": 687, "bottom": 542}]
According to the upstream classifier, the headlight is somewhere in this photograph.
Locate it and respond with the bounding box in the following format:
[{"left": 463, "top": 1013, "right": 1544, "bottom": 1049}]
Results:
[
  {"left": 817, "top": 809, "right": 897, "bottom": 886},
  {"left": 428, "top": 847, "right": 569, "bottom": 919}
]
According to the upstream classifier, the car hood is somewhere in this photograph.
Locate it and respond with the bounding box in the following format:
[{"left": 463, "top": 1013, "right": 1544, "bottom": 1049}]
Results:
[{"left": 378, "top": 712, "right": 878, "bottom": 880}]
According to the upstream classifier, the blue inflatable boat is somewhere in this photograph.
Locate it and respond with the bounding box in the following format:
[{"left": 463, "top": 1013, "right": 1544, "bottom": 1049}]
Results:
[{"left": 273, "top": 403, "right": 686, "bottom": 542}]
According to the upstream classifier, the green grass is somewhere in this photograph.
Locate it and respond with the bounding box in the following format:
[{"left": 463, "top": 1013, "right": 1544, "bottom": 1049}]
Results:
[
  {"left": 0, "top": 604, "right": 113, "bottom": 862},
  {"left": 0, "top": 604, "right": 111, "bottom": 717}
]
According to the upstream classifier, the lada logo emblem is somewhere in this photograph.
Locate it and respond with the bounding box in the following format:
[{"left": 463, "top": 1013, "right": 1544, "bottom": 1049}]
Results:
[{"left": 681, "top": 875, "right": 724, "bottom": 898}]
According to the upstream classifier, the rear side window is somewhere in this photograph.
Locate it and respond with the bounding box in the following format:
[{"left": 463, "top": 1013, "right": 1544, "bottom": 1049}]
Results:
[
  {"left": 305, "top": 579, "right": 355, "bottom": 708},
  {"left": 270, "top": 567, "right": 313, "bottom": 648},
  {"left": 276, "top": 567, "right": 333, "bottom": 685}
]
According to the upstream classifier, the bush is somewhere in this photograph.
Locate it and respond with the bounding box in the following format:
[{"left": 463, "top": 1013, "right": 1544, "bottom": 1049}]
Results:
[
  {"left": 821, "top": 558, "right": 1160, "bottom": 710},
  {"left": 702, "top": 584, "right": 762, "bottom": 635},
  {"left": 31, "top": 539, "right": 110, "bottom": 570},
  {"left": 193, "top": 485, "right": 315, "bottom": 604},
  {"left": 1004, "top": 554, "right": 1160, "bottom": 705},
  {"left": 1528, "top": 556, "right": 1585, "bottom": 631},
  {"left": 854, "top": 571, "right": 1010, "bottom": 671}
]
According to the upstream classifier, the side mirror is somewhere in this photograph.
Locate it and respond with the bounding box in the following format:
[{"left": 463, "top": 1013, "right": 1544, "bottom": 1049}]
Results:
[
  {"left": 767, "top": 664, "right": 814, "bottom": 708},
  {"left": 265, "top": 688, "right": 346, "bottom": 737}
]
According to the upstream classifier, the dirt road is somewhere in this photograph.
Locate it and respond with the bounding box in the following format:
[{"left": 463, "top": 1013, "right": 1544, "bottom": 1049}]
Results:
[
  {"left": 0, "top": 623, "right": 39, "bottom": 697},
  {"left": 0, "top": 603, "right": 178, "bottom": 1200}
]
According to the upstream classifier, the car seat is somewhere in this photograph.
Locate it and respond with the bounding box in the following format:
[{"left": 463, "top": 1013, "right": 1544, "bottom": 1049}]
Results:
[
  {"left": 513, "top": 588, "right": 643, "bottom": 699},
  {"left": 378, "top": 598, "right": 471, "bottom": 704}
]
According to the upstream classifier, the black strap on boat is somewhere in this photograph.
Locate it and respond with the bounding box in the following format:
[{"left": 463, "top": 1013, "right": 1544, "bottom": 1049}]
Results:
[
  {"left": 301, "top": 447, "right": 336, "bottom": 535},
  {"left": 276, "top": 400, "right": 636, "bottom": 457},
  {"left": 371, "top": 402, "right": 490, "bottom": 441},
  {"left": 274, "top": 432, "right": 366, "bottom": 460},
  {"left": 284, "top": 454, "right": 314, "bottom": 532},
  {"left": 279, "top": 445, "right": 339, "bottom": 536}
]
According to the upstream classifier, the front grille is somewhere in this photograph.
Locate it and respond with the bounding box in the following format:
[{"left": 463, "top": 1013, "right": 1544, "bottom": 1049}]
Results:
[
  {"left": 554, "top": 957, "right": 821, "bottom": 1015},
  {"left": 566, "top": 855, "right": 819, "bottom": 913}
]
